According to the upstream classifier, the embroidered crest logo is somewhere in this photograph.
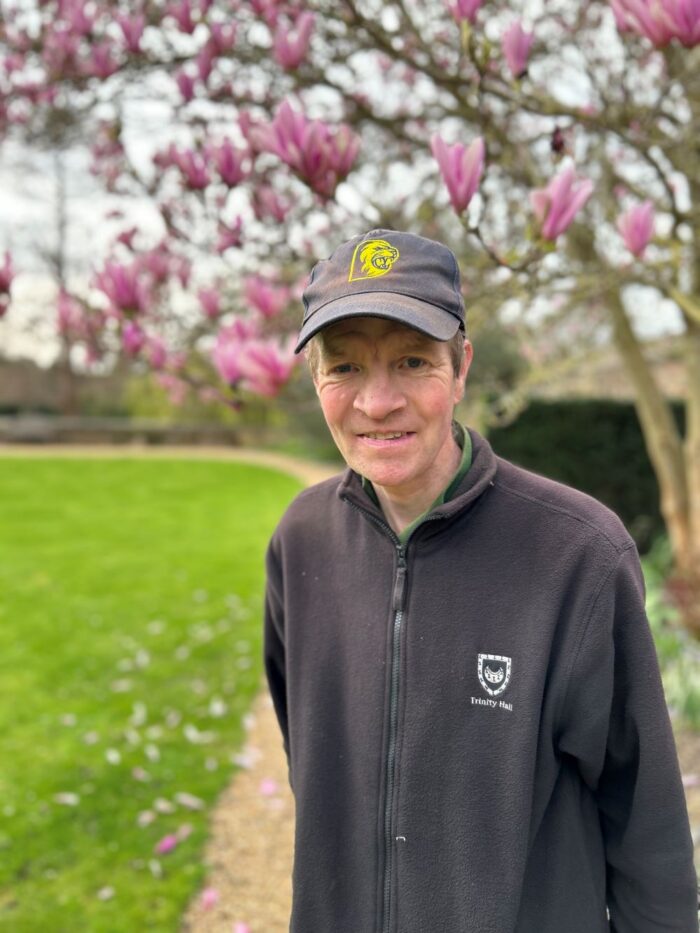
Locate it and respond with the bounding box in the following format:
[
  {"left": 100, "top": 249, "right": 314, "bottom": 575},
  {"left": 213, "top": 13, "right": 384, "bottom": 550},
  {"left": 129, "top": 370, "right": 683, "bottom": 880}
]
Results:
[
  {"left": 477, "top": 654, "right": 512, "bottom": 698},
  {"left": 348, "top": 238, "right": 399, "bottom": 282}
]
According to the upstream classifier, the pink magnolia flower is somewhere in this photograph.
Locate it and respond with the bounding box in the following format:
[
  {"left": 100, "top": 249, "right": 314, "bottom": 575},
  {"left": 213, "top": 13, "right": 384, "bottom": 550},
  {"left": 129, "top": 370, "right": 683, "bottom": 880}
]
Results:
[
  {"left": 210, "top": 22, "right": 237, "bottom": 54},
  {"left": 83, "top": 42, "right": 120, "bottom": 80},
  {"left": 62, "top": 0, "right": 96, "bottom": 36},
  {"left": 431, "top": 134, "right": 485, "bottom": 215},
  {"left": 122, "top": 320, "right": 146, "bottom": 355},
  {"left": 530, "top": 165, "right": 594, "bottom": 240},
  {"left": 208, "top": 139, "right": 248, "bottom": 187},
  {"left": 173, "top": 147, "right": 210, "bottom": 189},
  {"left": 95, "top": 260, "right": 150, "bottom": 314},
  {"left": 264, "top": 101, "right": 360, "bottom": 199},
  {"left": 502, "top": 21, "right": 534, "bottom": 78},
  {"left": 611, "top": 0, "right": 699, "bottom": 47},
  {"left": 212, "top": 323, "right": 248, "bottom": 384},
  {"left": 198, "top": 286, "right": 222, "bottom": 319},
  {"left": 145, "top": 335, "right": 168, "bottom": 369},
  {"left": 216, "top": 216, "right": 244, "bottom": 253},
  {"left": 273, "top": 11, "right": 315, "bottom": 70},
  {"left": 117, "top": 13, "right": 146, "bottom": 54},
  {"left": 237, "top": 337, "right": 298, "bottom": 397},
  {"left": 244, "top": 275, "right": 290, "bottom": 319},
  {"left": 167, "top": 0, "right": 196, "bottom": 34},
  {"left": 233, "top": 924, "right": 251, "bottom": 933},
  {"left": 196, "top": 43, "right": 216, "bottom": 84},
  {"left": 175, "top": 69, "right": 197, "bottom": 103},
  {"left": 57, "top": 288, "right": 84, "bottom": 335},
  {"left": 251, "top": 185, "right": 291, "bottom": 223},
  {"left": 617, "top": 200, "right": 655, "bottom": 257},
  {"left": 448, "top": 0, "right": 482, "bottom": 23},
  {"left": 0, "top": 251, "right": 14, "bottom": 295}
]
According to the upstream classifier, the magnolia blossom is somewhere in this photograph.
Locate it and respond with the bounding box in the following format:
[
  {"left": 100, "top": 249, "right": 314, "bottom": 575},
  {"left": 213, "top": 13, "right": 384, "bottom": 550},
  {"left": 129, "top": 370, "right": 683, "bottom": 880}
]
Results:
[
  {"left": 212, "top": 319, "right": 260, "bottom": 384},
  {"left": 502, "top": 21, "right": 534, "bottom": 77},
  {"left": 167, "top": 0, "right": 196, "bottom": 34},
  {"left": 448, "top": 0, "right": 482, "bottom": 23},
  {"left": 251, "top": 185, "right": 291, "bottom": 223},
  {"left": 173, "top": 147, "right": 210, "bottom": 189},
  {"left": 116, "top": 13, "right": 145, "bottom": 54},
  {"left": 0, "top": 251, "right": 13, "bottom": 318},
  {"left": 210, "top": 22, "right": 237, "bottom": 54},
  {"left": 617, "top": 200, "right": 655, "bottom": 257},
  {"left": 208, "top": 139, "right": 248, "bottom": 187},
  {"left": 122, "top": 320, "right": 146, "bottom": 355},
  {"left": 145, "top": 335, "right": 168, "bottom": 369},
  {"left": 530, "top": 165, "right": 594, "bottom": 240},
  {"left": 95, "top": 260, "right": 150, "bottom": 314},
  {"left": 273, "top": 12, "right": 315, "bottom": 70},
  {"left": 431, "top": 134, "right": 485, "bottom": 214},
  {"left": 216, "top": 216, "right": 244, "bottom": 253},
  {"left": 57, "top": 288, "right": 84, "bottom": 335},
  {"left": 175, "top": 69, "right": 197, "bottom": 102},
  {"left": 198, "top": 286, "right": 222, "bottom": 319},
  {"left": 236, "top": 337, "right": 299, "bottom": 397},
  {"left": 263, "top": 101, "right": 360, "bottom": 199},
  {"left": 244, "top": 275, "right": 290, "bottom": 319},
  {"left": 83, "top": 41, "right": 120, "bottom": 79},
  {"left": 0, "top": 251, "right": 14, "bottom": 295},
  {"left": 611, "top": 0, "right": 700, "bottom": 47}
]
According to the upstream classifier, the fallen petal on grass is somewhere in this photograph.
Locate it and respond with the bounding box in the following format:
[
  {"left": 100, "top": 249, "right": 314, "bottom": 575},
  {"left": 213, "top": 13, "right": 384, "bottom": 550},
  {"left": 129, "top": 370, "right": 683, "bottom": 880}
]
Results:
[
  {"left": 154, "top": 833, "right": 179, "bottom": 855},
  {"left": 54, "top": 792, "right": 80, "bottom": 807},
  {"left": 682, "top": 772, "right": 700, "bottom": 788},
  {"left": 154, "top": 797, "right": 176, "bottom": 814},
  {"left": 132, "top": 767, "right": 151, "bottom": 783},
  {"left": 97, "top": 886, "right": 115, "bottom": 901},
  {"left": 137, "top": 810, "right": 156, "bottom": 827},
  {"left": 175, "top": 792, "right": 205, "bottom": 810}
]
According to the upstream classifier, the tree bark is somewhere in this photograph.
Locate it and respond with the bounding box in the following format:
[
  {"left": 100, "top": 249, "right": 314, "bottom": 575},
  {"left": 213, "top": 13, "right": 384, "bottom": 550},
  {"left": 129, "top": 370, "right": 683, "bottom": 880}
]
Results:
[{"left": 607, "top": 289, "right": 690, "bottom": 565}]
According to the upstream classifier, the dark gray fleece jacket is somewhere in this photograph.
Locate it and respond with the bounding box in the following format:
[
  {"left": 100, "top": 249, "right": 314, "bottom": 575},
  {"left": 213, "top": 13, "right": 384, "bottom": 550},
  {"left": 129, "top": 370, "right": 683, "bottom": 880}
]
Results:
[{"left": 264, "top": 429, "right": 697, "bottom": 933}]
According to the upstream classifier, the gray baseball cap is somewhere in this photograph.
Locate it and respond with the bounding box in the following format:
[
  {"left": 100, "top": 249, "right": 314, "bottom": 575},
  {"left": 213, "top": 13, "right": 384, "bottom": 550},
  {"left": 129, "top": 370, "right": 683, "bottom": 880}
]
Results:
[{"left": 295, "top": 228, "right": 465, "bottom": 353}]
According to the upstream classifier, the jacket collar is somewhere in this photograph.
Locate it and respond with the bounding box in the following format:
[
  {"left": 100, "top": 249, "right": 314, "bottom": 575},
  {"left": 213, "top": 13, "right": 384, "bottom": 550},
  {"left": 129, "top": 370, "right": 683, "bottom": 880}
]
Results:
[{"left": 337, "top": 428, "right": 497, "bottom": 537}]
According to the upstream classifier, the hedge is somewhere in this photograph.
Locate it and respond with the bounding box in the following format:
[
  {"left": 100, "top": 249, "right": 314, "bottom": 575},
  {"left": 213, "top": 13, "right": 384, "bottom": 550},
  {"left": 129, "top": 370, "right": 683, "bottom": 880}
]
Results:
[{"left": 487, "top": 398, "right": 685, "bottom": 554}]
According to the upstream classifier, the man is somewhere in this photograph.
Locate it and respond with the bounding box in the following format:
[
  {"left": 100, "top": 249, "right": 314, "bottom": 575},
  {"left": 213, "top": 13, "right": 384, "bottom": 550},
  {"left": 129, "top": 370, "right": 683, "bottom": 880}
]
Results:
[{"left": 264, "top": 228, "right": 698, "bottom": 932}]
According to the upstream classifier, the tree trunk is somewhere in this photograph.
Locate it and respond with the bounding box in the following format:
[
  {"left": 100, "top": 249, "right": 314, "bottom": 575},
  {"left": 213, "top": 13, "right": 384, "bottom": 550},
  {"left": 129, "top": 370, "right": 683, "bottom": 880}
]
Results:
[{"left": 607, "top": 289, "right": 694, "bottom": 591}]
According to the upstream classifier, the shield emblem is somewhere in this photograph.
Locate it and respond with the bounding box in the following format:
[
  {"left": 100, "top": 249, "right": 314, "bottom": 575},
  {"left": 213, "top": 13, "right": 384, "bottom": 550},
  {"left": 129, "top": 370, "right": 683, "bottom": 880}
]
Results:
[{"left": 478, "top": 654, "right": 512, "bottom": 697}]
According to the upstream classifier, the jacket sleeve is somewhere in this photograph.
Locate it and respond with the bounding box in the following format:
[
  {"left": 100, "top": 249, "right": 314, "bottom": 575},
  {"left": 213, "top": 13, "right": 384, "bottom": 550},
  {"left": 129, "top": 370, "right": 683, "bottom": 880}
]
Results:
[
  {"left": 557, "top": 544, "right": 698, "bottom": 932},
  {"left": 263, "top": 534, "right": 293, "bottom": 790}
]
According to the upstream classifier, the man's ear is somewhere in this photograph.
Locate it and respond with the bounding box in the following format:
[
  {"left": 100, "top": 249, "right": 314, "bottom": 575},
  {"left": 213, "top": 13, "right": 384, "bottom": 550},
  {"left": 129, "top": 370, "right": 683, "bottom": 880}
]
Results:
[{"left": 454, "top": 339, "right": 473, "bottom": 403}]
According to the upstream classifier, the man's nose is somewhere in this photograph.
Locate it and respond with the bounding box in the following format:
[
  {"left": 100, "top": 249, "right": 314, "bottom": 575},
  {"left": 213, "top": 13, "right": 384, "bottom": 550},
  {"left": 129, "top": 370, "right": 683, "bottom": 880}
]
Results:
[{"left": 353, "top": 369, "right": 406, "bottom": 421}]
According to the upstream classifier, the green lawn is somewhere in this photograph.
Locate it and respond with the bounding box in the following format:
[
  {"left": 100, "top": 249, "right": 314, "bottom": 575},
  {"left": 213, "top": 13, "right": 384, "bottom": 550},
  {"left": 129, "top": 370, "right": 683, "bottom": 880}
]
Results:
[{"left": 0, "top": 456, "right": 302, "bottom": 932}]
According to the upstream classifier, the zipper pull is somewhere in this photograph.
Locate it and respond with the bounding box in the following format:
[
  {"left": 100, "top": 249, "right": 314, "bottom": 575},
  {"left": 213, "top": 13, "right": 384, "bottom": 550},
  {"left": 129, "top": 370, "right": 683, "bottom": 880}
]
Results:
[{"left": 392, "top": 548, "right": 407, "bottom": 612}]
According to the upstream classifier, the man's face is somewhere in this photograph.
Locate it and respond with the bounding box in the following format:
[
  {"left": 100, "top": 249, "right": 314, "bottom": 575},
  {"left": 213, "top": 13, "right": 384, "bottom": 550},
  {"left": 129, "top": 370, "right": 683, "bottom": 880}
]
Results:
[{"left": 312, "top": 317, "right": 472, "bottom": 498}]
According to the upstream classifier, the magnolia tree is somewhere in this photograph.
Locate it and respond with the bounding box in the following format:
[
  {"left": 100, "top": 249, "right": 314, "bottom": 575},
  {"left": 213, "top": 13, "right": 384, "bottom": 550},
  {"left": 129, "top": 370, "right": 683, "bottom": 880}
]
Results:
[{"left": 1, "top": 0, "right": 700, "bottom": 628}]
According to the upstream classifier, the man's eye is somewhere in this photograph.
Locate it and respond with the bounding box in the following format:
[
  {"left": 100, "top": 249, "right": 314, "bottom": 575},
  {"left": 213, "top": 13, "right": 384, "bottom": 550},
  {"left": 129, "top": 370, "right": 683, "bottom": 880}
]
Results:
[
  {"left": 403, "top": 357, "right": 426, "bottom": 369},
  {"left": 331, "top": 363, "right": 355, "bottom": 374}
]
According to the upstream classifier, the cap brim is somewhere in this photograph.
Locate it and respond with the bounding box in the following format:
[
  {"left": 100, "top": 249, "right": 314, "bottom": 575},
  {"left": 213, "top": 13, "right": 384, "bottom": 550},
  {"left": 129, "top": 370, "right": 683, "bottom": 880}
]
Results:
[{"left": 294, "top": 293, "right": 462, "bottom": 353}]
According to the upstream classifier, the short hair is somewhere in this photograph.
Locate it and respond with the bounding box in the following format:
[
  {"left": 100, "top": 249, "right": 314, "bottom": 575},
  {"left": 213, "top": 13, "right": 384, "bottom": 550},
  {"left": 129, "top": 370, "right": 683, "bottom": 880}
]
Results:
[{"left": 306, "top": 328, "right": 465, "bottom": 378}]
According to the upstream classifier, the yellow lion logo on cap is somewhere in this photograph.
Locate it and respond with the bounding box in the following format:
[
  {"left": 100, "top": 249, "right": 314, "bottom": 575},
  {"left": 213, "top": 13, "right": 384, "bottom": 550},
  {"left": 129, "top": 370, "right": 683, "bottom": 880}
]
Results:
[{"left": 348, "top": 239, "right": 400, "bottom": 281}]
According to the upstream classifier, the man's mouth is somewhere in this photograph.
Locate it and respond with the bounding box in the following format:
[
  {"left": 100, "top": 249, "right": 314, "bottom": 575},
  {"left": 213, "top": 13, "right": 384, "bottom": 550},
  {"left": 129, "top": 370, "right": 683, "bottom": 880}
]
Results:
[{"left": 358, "top": 431, "right": 413, "bottom": 440}]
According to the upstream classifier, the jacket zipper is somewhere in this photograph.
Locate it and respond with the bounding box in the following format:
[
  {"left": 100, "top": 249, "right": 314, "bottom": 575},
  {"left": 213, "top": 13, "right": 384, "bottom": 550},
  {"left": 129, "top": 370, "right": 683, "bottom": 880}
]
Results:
[
  {"left": 383, "top": 543, "right": 407, "bottom": 933},
  {"left": 340, "top": 496, "right": 408, "bottom": 933}
]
